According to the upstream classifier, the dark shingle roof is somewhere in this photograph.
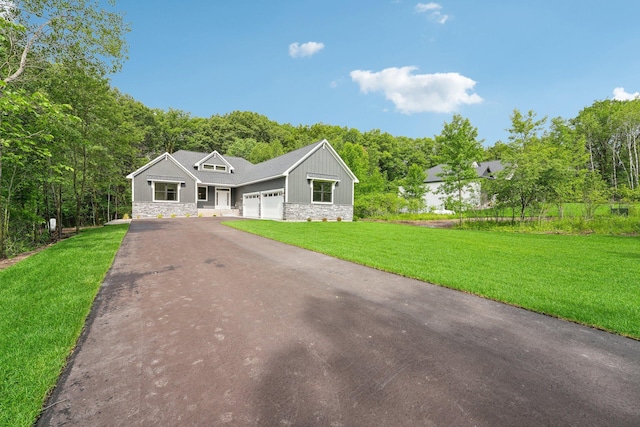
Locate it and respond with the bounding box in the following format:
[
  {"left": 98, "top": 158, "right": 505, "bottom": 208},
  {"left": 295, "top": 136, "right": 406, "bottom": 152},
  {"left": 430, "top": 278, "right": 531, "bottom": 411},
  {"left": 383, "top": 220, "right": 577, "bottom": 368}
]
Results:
[
  {"left": 424, "top": 160, "right": 505, "bottom": 183},
  {"left": 170, "top": 140, "right": 325, "bottom": 187}
]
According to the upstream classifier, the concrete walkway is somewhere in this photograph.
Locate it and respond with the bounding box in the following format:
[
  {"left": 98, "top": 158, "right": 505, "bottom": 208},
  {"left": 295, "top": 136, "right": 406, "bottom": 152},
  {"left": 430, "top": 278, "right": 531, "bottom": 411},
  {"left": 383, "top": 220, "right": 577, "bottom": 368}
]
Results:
[{"left": 38, "top": 218, "right": 640, "bottom": 426}]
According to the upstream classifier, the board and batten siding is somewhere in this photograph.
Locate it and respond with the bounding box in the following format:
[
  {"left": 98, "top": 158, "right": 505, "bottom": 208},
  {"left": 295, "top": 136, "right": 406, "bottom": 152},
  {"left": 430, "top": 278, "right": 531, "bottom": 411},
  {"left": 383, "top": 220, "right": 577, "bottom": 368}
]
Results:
[
  {"left": 133, "top": 158, "right": 196, "bottom": 203},
  {"left": 287, "top": 147, "right": 353, "bottom": 204},
  {"left": 237, "top": 178, "right": 286, "bottom": 198}
]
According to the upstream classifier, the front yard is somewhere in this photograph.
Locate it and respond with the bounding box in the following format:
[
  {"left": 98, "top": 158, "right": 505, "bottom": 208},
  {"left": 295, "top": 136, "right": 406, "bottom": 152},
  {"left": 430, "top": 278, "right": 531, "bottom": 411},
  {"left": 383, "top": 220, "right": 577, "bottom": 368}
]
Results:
[{"left": 0, "top": 225, "right": 128, "bottom": 427}]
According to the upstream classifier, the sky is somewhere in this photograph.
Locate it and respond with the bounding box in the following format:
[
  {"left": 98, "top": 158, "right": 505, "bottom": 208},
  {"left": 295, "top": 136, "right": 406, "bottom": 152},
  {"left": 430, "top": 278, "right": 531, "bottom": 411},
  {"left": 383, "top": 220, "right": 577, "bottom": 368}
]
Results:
[{"left": 109, "top": 1, "right": 640, "bottom": 146}]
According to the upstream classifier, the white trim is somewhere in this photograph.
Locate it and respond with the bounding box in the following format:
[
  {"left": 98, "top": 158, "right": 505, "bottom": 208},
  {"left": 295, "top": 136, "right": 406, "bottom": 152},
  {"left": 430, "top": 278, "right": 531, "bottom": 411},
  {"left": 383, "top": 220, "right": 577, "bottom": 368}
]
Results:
[
  {"left": 194, "top": 151, "right": 234, "bottom": 172},
  {"left": 242, "top": 192, "right": 261, "bottom": 218},
  {"left": 152, "top": 181, "right": 181, "bottom": 203},
  {"left": 283, "top": 139, "right": 359, "bottom": 183},
  {"left": 197, "top": 185, "right": 208, "bottom": 202},
  {"left": 215, "top": 187, "right": 231, "bottom": 209},
  {"left": 260, "top": 188, "right": 285, "bottom": 220},
  {"left": 126, "top": 152, "right": 200, "bottom": 183},
  {"left": 284, "top": 175, "right": 289, "bottom": 203},
  {"left": 202, "top": 163, "right": 228, "bottom": 172},
  {"left": 310, "top": 179, "right": 335, "bottom": 204}
]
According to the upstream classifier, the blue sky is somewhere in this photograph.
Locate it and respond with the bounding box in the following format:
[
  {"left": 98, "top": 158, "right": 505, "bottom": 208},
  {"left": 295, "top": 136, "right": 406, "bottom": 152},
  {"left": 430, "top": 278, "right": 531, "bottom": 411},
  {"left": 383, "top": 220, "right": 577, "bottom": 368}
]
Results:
[{"left": 109, "top": 1, "right": 640, "bottom": 146}]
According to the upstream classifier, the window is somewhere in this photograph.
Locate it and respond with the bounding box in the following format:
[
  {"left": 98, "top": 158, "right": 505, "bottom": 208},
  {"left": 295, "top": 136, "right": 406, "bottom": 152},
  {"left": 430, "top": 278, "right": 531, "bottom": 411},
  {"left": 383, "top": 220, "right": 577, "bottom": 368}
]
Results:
[
  {"left": 202, "top": 164, "right": 227, "bottom": 172},
  {"left": 312, "top": 181, "right": 333, "bottom": 203},
  {"left": 198, "top": 186, "right": 207, "bottom": 201},
  {"left": 154, "top": 182, "right": 178, "bottom": 201}
]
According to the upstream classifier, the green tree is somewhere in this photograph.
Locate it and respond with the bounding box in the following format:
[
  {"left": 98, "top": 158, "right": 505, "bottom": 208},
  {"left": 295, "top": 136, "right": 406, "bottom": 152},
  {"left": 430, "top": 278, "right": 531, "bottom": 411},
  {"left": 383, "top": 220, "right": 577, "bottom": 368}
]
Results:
[
  {"left": 435, "top": 114, "right": 484, "bottom": 222},
  {"left": 0, "top": 88, "right": 73, "bottom": 257},
  {"left": 401, "top": 164, "right": 426, "bottom": 213},
  {"left": 495, "top": 110, "right": 547, "bottom": 221},
  {"left": 1, "top": 0, "right": 128, "bottom": 88}
]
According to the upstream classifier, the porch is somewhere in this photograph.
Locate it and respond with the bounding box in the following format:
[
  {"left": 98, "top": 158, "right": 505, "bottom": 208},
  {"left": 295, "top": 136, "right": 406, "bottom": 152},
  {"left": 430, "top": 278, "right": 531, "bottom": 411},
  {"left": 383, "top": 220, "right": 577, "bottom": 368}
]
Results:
[{"left": 197, "top": 208, "right": 240, "bottom": 217}]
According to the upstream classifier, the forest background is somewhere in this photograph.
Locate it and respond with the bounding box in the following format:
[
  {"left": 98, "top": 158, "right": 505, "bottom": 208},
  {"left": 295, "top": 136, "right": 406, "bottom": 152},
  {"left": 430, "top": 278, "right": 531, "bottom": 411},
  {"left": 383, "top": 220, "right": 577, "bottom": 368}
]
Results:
[{"left": 1, "top": 0, "right": 639, "bottom": 258}]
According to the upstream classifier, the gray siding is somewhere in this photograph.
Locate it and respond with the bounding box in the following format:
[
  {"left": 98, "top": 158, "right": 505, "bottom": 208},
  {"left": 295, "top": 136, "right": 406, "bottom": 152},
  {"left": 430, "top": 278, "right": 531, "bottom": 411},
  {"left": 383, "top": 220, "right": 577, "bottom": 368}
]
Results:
[
  {"left": 235, "top": 177, "right": 285, "bottom": 210},
  {"left": 237, "top": 177, "right": 286, "bottom": 196},
  {"left": 133, "top": 158, "right": 196, "bottom": 203},
  {"left": 197, "top": 186, "right": 238, "bottom": 208},
  {"left": 287, "top": 147, "right": 353, "bottom": 204}
]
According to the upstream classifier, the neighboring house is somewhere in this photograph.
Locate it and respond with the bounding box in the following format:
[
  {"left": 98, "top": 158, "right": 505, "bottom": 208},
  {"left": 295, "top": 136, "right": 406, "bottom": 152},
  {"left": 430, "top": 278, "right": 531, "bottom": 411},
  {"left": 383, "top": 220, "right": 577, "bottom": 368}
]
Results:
[
  {"left": 126, "top": 139, "right": 359, "bottom": 221},
  {"left": 423, "top": 160, "right": 504, "bottom": 212}
]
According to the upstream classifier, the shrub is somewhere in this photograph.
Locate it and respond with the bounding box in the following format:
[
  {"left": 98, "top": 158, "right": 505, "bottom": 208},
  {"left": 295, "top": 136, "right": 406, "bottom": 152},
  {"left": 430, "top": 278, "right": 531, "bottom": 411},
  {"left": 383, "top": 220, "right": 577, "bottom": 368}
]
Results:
[
  {"left": 122, "top": 213, "right": 130, "bottom": 220},
  {"left": 157, "top": 214, "right": 163, "bottom": 219},
  {"left": 337, "top": 217, "right": 342, "bottom": 222},
  {"left": 170, "top": 213, "right": 176, "bottom": 218},
  {"left": 322, "top": 217, "right": 328, "bottom": 222},
  {"left": 307, "top": 217, "right": 312, "bottom": 222},
  {"left": 354, "top": 192, "right": 405, "bottom": 218}
]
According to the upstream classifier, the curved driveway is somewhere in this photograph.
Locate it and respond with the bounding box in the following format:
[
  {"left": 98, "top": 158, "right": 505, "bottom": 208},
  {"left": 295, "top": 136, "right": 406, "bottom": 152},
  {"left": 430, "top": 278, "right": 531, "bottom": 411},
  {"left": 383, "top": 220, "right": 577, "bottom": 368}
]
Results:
[{"left": 39, "top": 218, "right": 640, "bottom": 426}]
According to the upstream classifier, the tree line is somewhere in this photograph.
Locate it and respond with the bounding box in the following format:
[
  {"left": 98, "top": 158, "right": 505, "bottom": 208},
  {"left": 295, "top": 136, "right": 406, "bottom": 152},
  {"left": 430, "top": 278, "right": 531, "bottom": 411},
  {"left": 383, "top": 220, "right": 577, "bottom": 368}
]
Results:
[{"left": 2, "top": 1, "right": 639, "bottom": 258}]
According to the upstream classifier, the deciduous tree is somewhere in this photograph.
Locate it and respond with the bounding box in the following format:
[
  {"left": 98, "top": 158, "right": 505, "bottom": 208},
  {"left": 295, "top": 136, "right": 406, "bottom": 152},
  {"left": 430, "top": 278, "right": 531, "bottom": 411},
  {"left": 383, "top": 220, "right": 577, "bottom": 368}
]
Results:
[{"left": 435, "top": 114, "right": 483, "bottom": 222}]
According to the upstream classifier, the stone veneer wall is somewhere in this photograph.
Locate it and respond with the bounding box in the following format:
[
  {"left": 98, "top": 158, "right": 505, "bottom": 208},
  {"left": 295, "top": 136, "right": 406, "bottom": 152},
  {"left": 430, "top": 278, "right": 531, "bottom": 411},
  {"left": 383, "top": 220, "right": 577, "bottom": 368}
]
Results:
[
  {"left": 283, "top": 203, "right": 353, "bottom": 221},
  {"left": 133, "top": 202, "right": 198, "bottom": 218}
]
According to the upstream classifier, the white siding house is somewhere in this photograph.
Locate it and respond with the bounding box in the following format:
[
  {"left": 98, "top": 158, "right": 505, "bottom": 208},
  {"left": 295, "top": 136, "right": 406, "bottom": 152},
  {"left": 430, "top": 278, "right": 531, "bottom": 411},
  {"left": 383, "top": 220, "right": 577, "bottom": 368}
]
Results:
[{"left": 423, "top": 161, "right": 504, "bottom": 212}]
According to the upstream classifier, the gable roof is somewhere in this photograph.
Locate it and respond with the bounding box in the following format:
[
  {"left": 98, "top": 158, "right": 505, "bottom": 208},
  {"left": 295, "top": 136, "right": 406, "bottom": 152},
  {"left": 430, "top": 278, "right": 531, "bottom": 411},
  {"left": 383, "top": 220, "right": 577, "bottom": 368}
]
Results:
[
  {"left": 150, "top": 139, "right": 358, "bottom": 187},
  {"left": 126, "top": 152, "right": 200, "bottom": 182},
  {"left": 424, "top": 160, "right": 505, "bottom": 183},
  {"left": 193, "top": 150, "right": 235, "bottom": 171}
]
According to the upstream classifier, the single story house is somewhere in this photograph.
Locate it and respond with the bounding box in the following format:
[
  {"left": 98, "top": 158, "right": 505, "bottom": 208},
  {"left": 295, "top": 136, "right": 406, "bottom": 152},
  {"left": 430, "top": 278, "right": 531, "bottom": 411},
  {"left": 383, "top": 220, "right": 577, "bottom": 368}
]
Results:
[
  {"left": 126, "top": 139, "right": 359, "bottom": 221},
  {"left": 423, "top": 160, "right": 504, "bottom": 212}
]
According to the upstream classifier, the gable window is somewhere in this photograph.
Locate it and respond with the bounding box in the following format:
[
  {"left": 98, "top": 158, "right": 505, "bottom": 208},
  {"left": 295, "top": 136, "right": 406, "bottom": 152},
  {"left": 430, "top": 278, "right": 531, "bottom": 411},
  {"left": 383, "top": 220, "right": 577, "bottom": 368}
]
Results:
[
  {"left": 154, "top": 182, "right": 178, "bottom": 201},
  {"left": 197, "top": 186, "right": 208, "bottom": 201},
  {"left": 312, "top": 180, "right": 333, "bottom": 203},
  {"left": 202, "top": 164, "right": 227, "bottom": 172}
]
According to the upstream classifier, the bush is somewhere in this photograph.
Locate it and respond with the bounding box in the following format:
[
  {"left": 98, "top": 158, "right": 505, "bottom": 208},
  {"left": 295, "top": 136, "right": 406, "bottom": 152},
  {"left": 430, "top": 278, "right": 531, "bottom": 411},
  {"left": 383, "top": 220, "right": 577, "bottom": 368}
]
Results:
[{"left": 354, "top": 192, "right": 405, "bottom": 218}]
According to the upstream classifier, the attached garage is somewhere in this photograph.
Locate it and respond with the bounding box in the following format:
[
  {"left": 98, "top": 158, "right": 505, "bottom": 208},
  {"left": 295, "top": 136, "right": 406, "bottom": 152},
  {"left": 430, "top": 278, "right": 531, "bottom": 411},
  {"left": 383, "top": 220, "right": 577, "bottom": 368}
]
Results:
[
  {"left": 243, "top": 193, "right": 260, "bottom": 218},
  {"left": 260, "top": 189, "right": 284, "bottom": 220}
]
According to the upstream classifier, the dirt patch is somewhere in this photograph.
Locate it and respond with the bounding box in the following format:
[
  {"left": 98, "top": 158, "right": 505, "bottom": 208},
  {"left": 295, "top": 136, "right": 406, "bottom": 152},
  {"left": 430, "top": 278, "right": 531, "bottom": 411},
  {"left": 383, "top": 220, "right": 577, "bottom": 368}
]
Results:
[
  {"left": 392, "top": 219, "right": 458, "bottom": 228},
  {"left": 0, "top": 229, "right": 79, "bottom": 271}
]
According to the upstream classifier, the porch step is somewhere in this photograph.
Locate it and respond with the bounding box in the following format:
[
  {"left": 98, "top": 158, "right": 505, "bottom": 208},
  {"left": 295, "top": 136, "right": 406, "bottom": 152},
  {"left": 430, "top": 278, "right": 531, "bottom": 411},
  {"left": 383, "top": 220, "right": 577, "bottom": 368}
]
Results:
[{"left": 197, "top": 208, "right": 240, "bottom": 217}]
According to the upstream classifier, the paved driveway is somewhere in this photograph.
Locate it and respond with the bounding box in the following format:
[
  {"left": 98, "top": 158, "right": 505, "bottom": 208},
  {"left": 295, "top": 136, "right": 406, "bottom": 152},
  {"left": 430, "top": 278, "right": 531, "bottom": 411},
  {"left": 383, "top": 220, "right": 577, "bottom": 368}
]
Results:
[{"left": 39, "top": 218, "right": 640, "bottom": 426}]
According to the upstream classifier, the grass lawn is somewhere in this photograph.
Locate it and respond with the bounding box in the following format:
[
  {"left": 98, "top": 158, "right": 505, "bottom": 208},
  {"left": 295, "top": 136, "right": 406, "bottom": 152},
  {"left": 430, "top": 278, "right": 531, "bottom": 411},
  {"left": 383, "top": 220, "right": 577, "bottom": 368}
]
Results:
[
  {"left": 225, "top": 220, "right": 640, "bottom": 339},
  {"left": 0, "top": 224, "right": 128, "bottom": 427}
]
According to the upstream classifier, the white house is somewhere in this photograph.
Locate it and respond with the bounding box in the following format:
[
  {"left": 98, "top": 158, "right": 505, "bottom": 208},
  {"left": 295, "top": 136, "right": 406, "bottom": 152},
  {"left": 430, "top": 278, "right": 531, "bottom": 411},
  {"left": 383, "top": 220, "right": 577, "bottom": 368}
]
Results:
[{"left": 423, "top": 160, "right": 504, "bottom": 212}]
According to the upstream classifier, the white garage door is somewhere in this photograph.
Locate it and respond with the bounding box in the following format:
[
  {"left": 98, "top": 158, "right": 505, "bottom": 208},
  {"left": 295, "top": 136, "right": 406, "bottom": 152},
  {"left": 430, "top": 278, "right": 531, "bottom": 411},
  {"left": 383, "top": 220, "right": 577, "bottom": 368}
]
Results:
[
  {"left": 260, "top": 189, "right": 284, "bottom": 220},
  {"left": 243, "top": 193, "right": 260, "bottom": 218}
]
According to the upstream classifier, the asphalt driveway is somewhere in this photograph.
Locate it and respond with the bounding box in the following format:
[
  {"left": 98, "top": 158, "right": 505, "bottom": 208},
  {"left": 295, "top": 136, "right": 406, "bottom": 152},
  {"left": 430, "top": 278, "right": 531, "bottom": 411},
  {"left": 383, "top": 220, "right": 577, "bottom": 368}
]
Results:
[{"left": 39, "top": 218, "right": 640, "bottom": 426}]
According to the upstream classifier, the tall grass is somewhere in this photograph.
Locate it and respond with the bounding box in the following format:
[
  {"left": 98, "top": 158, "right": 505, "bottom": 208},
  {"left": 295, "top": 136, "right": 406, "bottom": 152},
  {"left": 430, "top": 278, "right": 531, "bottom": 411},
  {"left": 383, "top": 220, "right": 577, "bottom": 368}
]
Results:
[
  {"left": 0, "top": 225, "right": 128, "bottom": 427},
  {"left": 226, "top": 220, "right": 640, "bottom": 339}
]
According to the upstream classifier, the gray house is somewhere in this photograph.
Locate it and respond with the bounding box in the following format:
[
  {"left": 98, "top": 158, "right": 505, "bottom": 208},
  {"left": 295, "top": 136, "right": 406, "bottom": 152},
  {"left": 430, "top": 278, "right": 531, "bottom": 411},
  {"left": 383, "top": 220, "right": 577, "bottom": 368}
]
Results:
[{"left": 126, "top": 139, "right": 359, "bottom": 221}]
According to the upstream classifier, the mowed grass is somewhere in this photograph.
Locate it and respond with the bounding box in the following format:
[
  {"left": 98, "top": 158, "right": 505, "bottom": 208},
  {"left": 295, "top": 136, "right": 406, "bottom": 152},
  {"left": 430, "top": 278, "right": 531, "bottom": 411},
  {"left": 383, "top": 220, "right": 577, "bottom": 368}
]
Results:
[
  {"left": 0, "top": 225, "right": 128, "bottom": 427},
  {"left": 226, "top": 220, "right": 640, "bottom": 339}
]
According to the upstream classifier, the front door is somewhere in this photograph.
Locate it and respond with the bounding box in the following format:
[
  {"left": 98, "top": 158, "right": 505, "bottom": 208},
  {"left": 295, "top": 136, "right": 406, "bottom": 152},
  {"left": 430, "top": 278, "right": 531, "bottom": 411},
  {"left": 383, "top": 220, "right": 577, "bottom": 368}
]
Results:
[{"left": 215, "top": 188, "right": 230, "bottom": 209}]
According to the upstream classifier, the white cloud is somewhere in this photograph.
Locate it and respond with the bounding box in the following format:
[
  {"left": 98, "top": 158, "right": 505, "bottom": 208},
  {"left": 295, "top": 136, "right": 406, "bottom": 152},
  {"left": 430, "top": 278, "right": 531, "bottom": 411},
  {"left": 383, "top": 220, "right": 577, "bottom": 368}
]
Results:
[
  {"left": 415, "top": 2, "right": 441, "bottom": 12},
  {"left": 415, "top": 2, "right": 449, "bottom": 24},
  {"left": 350, "top": 66, "right": 482, "bottom": 114},
  {"left": 288, "top": 41, "right": 325, "bottom": 58},
  {"left": 613, "top": 87, "right": 639, "bottom": 101}
]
